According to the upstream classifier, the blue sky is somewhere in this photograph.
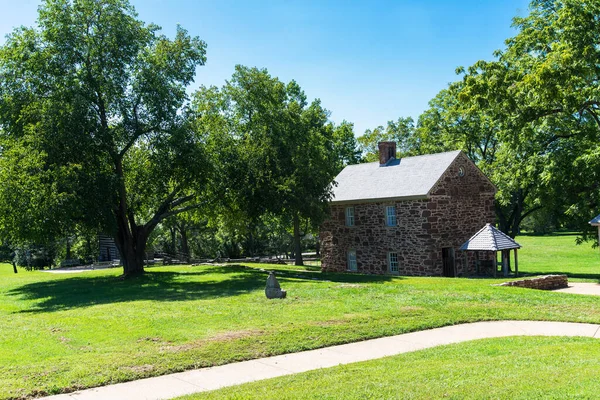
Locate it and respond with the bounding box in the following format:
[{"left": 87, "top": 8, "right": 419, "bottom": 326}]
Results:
[{"left": 0, "top": 0, "right": 529, "bottom": 135}]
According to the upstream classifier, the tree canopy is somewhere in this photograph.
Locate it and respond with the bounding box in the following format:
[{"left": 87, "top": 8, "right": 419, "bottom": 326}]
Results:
[
  {"left": 0, "top": 0, "right": 208, "bottom": 275},
  {"left": 191, "top": 66, "right": 357, "bottom": 265},
  {"left": 356, "top": 0, "right": 600, "bottom": 239}
]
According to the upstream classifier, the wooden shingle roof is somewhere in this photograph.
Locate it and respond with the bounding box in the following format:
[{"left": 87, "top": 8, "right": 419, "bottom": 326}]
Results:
[{"left": 460, "top": 223, "right": 521, "bottom": 251}]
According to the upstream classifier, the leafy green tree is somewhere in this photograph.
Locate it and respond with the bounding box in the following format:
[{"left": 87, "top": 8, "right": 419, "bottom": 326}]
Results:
[
  {"left": 454, "top": 0, "right": 600, "bottom": 238},
  {"left": 358, "top": 117, "right": 416, "bottom": 162},
  {"left": 413, "top": 85, "right": 547, "bottom": 237},
  {"left": 0, "top": 0, "right": 207, "bottom": 276},
  {"left": 192, "top": 66, "right": 342, "bottom": 265},
  {"left": 409, "top": 0, "right": 600, "bottom": 238},
  {"left": 332, "top": 121, "right": 361, "bottom": 168}
]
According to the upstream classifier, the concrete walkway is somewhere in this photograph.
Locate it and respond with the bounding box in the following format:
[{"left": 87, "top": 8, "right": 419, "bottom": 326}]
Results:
[
  {"left": 41, "top": 320, "right": 600, "bottom": 400},
  {"left": 553, "top": 282, "right": 600, "bottom": 296}
]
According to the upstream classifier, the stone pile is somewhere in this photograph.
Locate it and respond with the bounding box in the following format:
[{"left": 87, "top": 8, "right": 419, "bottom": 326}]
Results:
[{"left": 499, "top": 274, "right": 568, "bottom": 290}]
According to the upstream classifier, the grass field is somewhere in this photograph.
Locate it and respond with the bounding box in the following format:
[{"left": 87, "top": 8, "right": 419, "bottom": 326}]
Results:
[
  {"left": 182, "top": 336, "right": 600, "bottom": 399},
  {"left": 0, "top": 233, "right": 599, "bottom": 399},
  {"left": 516, "top": 233, "right": 600, "bottom": 280}
]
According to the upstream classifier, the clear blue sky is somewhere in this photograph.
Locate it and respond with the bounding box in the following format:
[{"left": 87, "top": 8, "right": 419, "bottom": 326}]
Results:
[{"left": 0, "top": 0, "right": 529, "bottom": 135}]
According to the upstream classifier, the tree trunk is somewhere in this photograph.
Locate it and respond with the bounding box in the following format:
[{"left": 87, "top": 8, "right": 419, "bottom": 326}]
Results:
[
  {"left": 293, "top": 213, "right": 303, "bottom": 266},
  {"left": 12, "top": 261, "right": 17, "bottom": 274},
  {"left": 113, "top": 157, "right": 146, "bottom": 277},
  {"left": 66, "top": 237, "right": 71, "bottom": 260},
  {"left": 247, "top": 228, "right": 254, "bottom": 257},
  {"left": 178, "top": 224, "right": 190, "bottom": 262},
  {"left": 113, "top": 205, "right": 147, "bottom": 277},
  {"left": 114, "top": 228, "right": 147, "bottom": 277},
  {"left": 170, "top": 227, "right": 177, "bottom": 256}
]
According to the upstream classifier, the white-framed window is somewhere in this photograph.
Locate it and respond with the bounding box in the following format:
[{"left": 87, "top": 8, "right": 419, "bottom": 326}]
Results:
[
  {"left": 345, "top": 207, "right": 355, "bottom": 226},
  {"left": 388, "top": 252, "right": 399, "bottom": 273},
  {"left": 347, "top": 250, "right": 357, "bottom": 271},
  {"left": 386, "top": 206, "right": 396, "bottom": 226}
]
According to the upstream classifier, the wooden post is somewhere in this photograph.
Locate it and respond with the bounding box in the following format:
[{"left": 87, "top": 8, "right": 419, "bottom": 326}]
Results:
[
  {"left": 514, "top": 248, "right": 518, "bottom": 277},
  {"left": 475, "top": 251, "right": 480, "bottom": 275},
  {"left": 503, "top": 250, "right": 509, "bottom": 277},
  {"left": 494, "top": 251, "right": 497, "bottom": 278}
]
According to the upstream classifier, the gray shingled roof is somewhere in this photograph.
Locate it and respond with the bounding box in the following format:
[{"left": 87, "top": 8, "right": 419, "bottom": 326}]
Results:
[
  {"left": 460, "top": 223, "right": 521, "bottom": 251},
  {"left": 331, "top": 150, "right": 462, "bottom": 204},
  {"left": 590, "top": 214, "right": 600, "bottom": 226}
]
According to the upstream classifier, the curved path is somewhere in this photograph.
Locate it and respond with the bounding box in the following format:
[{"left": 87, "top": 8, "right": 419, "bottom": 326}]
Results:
[
  {"left": 42, "top": 320, "right": 600, "bottom": 400},
  {"left": 553, "top": 282, "right": 600, "bottom": 296}
]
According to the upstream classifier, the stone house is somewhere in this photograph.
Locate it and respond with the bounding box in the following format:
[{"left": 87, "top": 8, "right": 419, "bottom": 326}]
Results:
[{"left": 320, "top": 142, "right": 496, "bottom": 276}]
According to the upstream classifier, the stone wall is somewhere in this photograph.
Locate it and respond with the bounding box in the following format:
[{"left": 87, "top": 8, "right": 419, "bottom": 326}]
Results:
[
  {"left": 320, "top": 152, "right": 496, "bottom": 276},
  {"left": 499, "top": 275, "right": 568, "bottom": 290},
  {"left": 427, "top": 152, "right": 496, "bottom": 275},
  {"left": 320, "top": 200, "right": 435, "bottom": 275}
]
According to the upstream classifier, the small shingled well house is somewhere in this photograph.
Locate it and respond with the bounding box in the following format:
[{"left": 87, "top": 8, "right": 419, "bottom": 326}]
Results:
[{"left": 320, "top": 142, "right": 497, "bottom": 277}]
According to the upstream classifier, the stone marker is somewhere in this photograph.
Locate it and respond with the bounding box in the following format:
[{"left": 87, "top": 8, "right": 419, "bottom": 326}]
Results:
[{"left": 265, "top": 271, "right": 287, "bottom": 299}]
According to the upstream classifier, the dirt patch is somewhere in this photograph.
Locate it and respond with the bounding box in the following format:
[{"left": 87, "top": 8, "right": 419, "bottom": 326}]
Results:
[
  {"left": 120, "top": 364, "right": 155, "bottom": 374},
  {"left": 160, "top": 329, "right": 264, "bottom": 353},
  {"left": 312, "top": 319, "right": 348, "bottom": 327},
  {"left": 311, "top": 313, "right": 372, "bottom": 327},
  {"left": 335, "top": 283, "right": 363, "bottom": 289},
  {"left": 208, "top": 329, "right": 263, "bottom": 342}
]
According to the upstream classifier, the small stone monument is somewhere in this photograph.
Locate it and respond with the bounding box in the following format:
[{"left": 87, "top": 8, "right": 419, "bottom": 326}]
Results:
[{"left": 265, "top": 271, "right": 286, "bottom": 299}]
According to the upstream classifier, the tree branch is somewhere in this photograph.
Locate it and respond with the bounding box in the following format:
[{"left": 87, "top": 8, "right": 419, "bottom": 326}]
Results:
[
  {"left": 144, "top": 190, "right": 195, "bottom": 232},
  {"left": 584, "top": 107, "right": 600, "bottom": 128},
  {"left": 118, "top": 124, "right": 160, "bottom": 158},
  {"left": 160, "top": 204, "right": 203, "bottom": 221},
  {"left": 519, "top": 205, "right": 544, "bottom": 222}
]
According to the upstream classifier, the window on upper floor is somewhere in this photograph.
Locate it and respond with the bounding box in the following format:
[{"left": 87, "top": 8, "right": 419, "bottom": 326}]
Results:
[
  {"left": 386, "top": 205, "right": 396, "bottom": 226},
  {"left": 345, "top": 207, "right": 355, "bottom": 226}
]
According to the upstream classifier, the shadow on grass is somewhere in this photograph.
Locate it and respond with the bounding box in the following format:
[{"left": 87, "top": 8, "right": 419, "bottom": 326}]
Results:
[{"left": 9, "top": 264, "right": 394, "bottom": 313}]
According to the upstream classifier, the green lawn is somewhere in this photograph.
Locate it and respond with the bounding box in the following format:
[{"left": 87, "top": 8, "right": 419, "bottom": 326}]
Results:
[
  {"left": 0, "top": 233, "right": 599, "bottom": 399},
  {"left": 516, "top": 233, "right": 600, "bottom": 280},
  {"left": 182, "top": 336, "right": 600, "bottom": 399}
]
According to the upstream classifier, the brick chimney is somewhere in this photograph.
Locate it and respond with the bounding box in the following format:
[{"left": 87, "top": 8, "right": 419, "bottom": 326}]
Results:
[{"left": 378, "top": 141, "right": 397, "bottom": 165}]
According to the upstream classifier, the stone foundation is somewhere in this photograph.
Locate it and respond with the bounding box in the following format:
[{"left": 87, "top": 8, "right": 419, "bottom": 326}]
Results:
[{"left": 499, "top": 275, "right": 568, "bottom": 290}]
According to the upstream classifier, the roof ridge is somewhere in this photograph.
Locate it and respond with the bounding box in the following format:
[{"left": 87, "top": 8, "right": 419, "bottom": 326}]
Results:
[
  {"left": 490, "top": 224, "right": 499, "bottom": 251},
  {"left": 346, "top": 150, "right": 463, "bottom": 168}
]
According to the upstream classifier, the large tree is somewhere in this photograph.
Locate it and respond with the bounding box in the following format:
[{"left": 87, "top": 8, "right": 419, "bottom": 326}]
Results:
[
  {"left": 0, "top": 0, "right": 207, "bottom": 276},
  {"left": 192, "top": 66, "right": 352, "bottom": 265},
  {"left": 401, "top": 0, "right": 600, "bottom": 238},
  {"left": 412, "top": 85, "right": 548, "bottom": 237},
  {"left": 455, "top": 0, "right": 600, "bottom": 238}
]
